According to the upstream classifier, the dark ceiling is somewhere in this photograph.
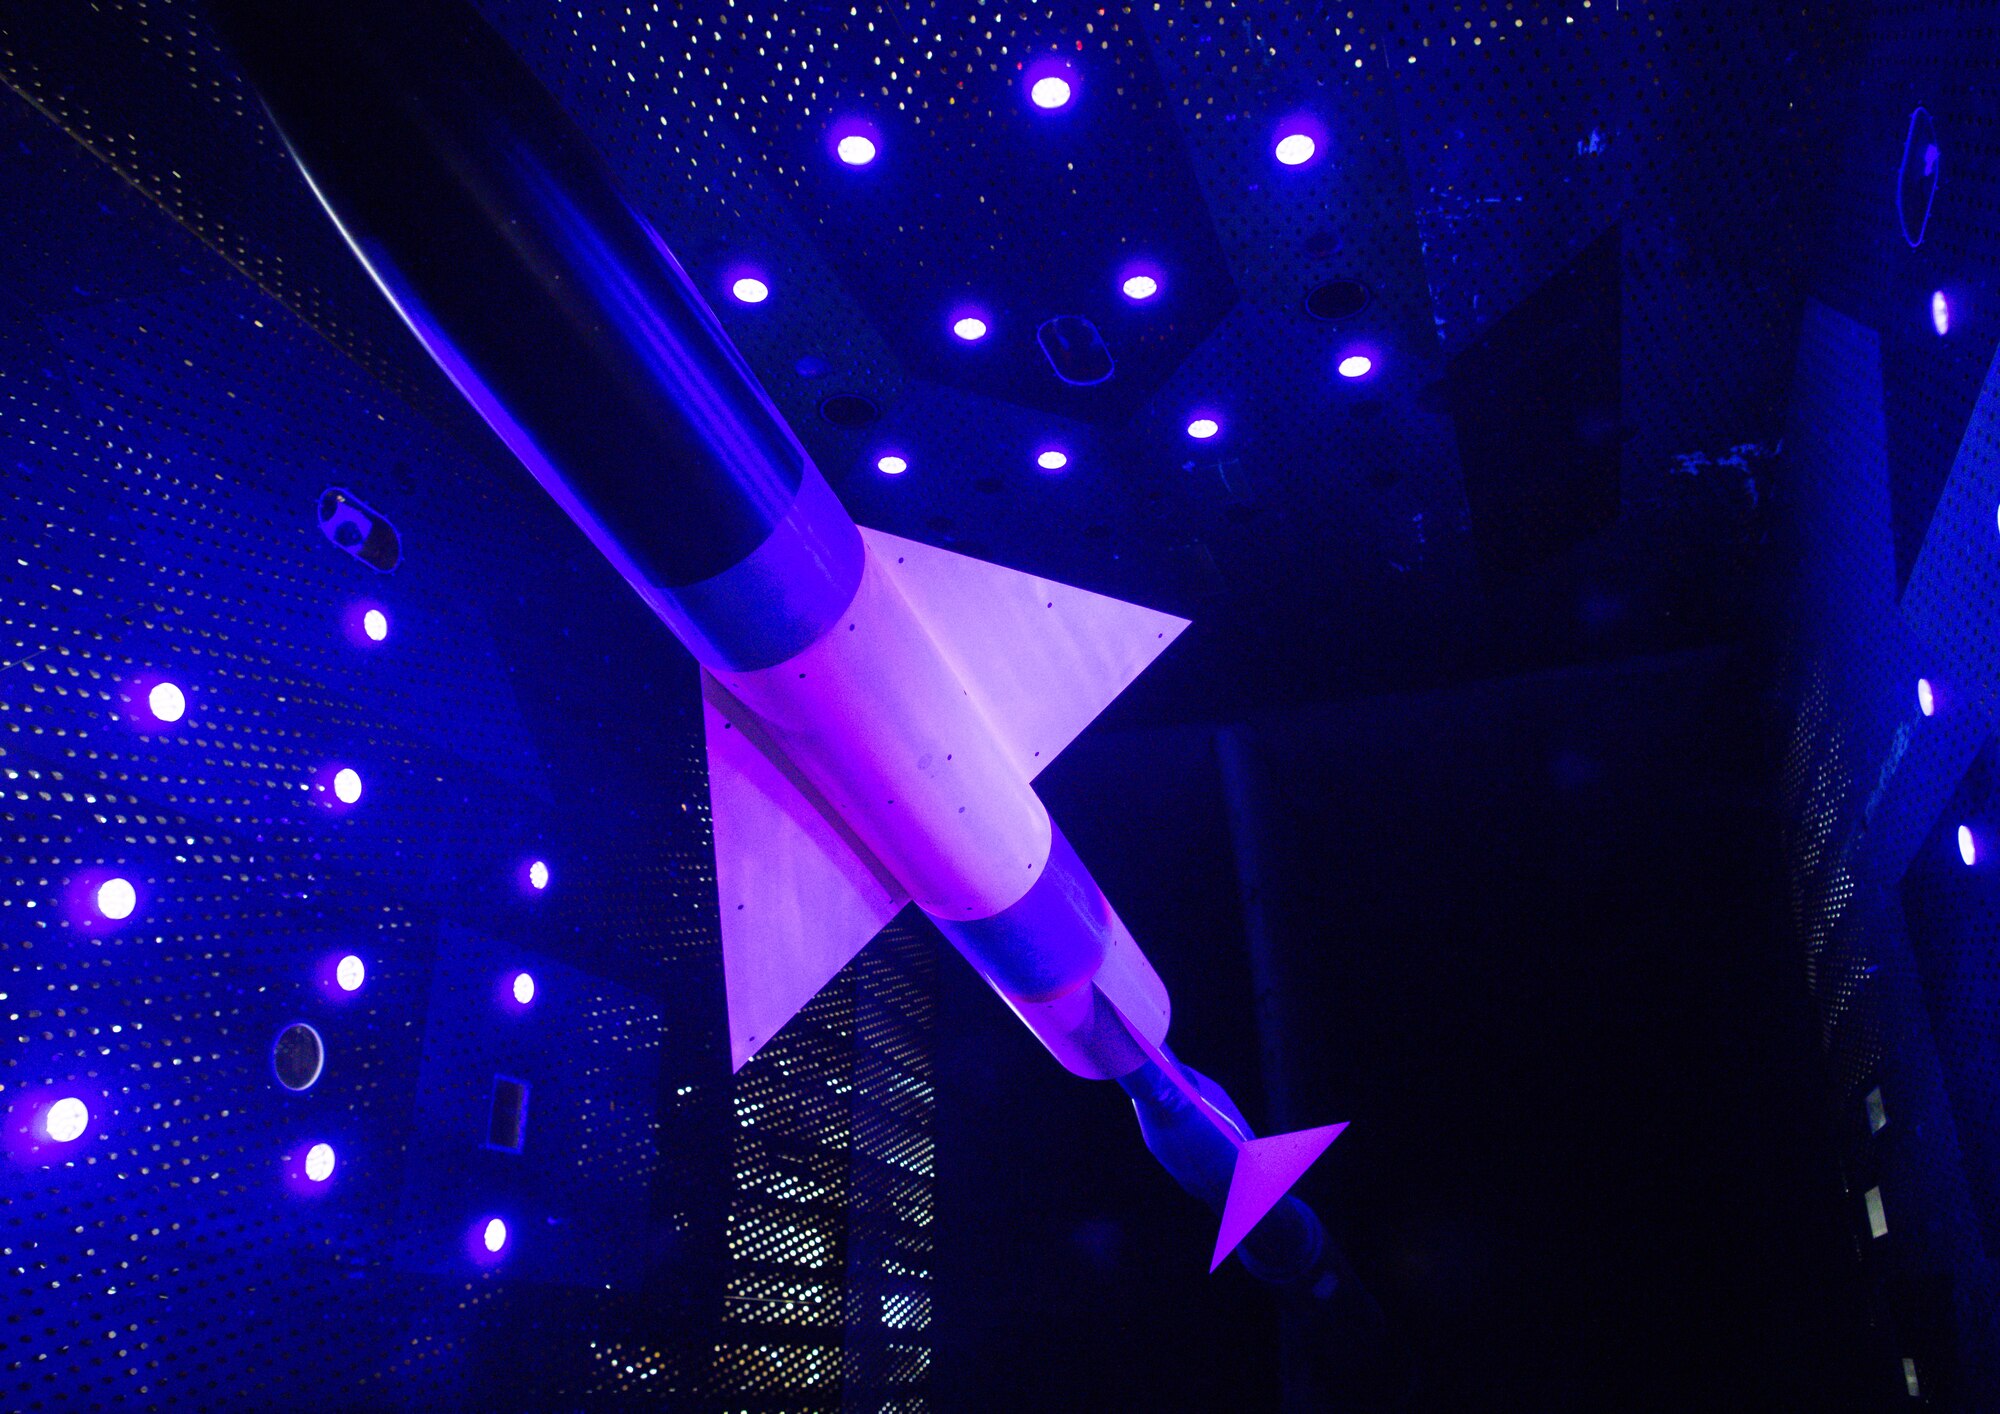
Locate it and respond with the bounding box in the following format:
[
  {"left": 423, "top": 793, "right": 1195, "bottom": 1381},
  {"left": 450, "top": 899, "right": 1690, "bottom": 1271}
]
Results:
[{"left": 0, "top": 0, "right": 1853, "bottom": 723}]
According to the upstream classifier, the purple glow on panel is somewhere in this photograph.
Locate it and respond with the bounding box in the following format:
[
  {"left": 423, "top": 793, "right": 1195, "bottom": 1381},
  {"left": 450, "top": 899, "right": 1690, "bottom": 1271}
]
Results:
[
  {"left": 95, "top": 877, "right": 137, "bottom": 921},
  {"left": 1273, "top": 113, "right": 1326, "bottom": 168},
  {"left": 117, "top": 672, "right": 189, "bottom": 733},
  {"left": 513, "top": 857, "right": 553, "bottom": 896},
  {"left": 1959, "top": 825, "right": 1977, "bottom": 866},
  {"left": 43, "top": 1097, "right": 89, "bottom": 1144},
  {"left": 829, "top": 118, "right": 881, "bottom": 168},
  {"left": 305, "top": 1142, "right": 335, "bottom": 1181},
  {"left": 1036, "top": 449, "right": 1068, "bottom": 472},
  {"left": 341, "top": 601, "right": 391, "bottom": 647},
  {"left": 468, "top": 1216, "right": 511, "bottom": 1264},
  {"left": 64, "top": 868, "right": 143, "bottom": 936},
  {"left": 147, "top": 682, "right": 186, "bottom": 724},
  {"left": 1186, "top": 416, "right": 1220, "bottom": 441},
  {"left": 312, "top": 763, "right": 364, "bottom": 813},
  {"left": 281, "top": 1139, "right": 342, "bottom": 1195},
  {"left": 496, "top": 969, "right": 537, "bottom": 1012},
  {"left": 313, "top": 950, "right": 369, "bottom": 1002},
  {"left": 1917, "top": 678, "right": 1936, "bottom": 717},
  {"left": 3, "top": 1079, "right": 112, "bottom": 1164},
  {"left": 1023, "top": 56, "right": 1078, "bottom": 112}
]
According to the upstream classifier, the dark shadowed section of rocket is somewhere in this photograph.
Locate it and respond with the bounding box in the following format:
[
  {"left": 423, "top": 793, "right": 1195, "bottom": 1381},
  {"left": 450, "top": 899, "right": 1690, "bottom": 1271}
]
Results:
[{"left": 209, "top": 0, "right": 861, "bottom": 672}]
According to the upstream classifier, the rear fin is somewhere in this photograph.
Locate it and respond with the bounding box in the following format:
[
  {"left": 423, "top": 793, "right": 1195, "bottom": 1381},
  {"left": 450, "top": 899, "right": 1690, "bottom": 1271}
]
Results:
[
  {"left": 863, "top": 526, "right": 1189, "bottom": 780},
  {"left": 1212, "top": 1124, "right": 1348, "bottom": 1272},
  {"left": 703, "top": 671, "right": 909, "bottom": 1070},
  {"left": 1102, "top": 986, "right": 1348, "bottom": 1273}
]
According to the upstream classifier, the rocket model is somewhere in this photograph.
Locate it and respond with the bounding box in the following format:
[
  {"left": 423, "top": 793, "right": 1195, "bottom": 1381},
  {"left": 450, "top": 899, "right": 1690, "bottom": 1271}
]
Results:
[{"left": 212, "top": 0, "right": 1346, "bottom": 1279}]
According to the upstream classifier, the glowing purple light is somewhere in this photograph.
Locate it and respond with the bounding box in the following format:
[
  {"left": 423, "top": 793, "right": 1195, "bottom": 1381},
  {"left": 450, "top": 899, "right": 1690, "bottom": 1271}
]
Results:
[
  {"left": 1959, "top": 825, "right": 1977, "bottom": 866},
  {"left": 1275, "top": 132, "right": 1316, "bottom": 166},
  {"left": 836, "top": 134, "right": 876, "bottom": 166},
  {"left": 1121, "top": 273, "right": 1160, "bottom": 301},
  {"left": 304, "top": 1142, "right": 336, "bottom": 1183},
  {"left": 1036, "top": 449, "right": 1069, "bottom": 472},
  {"left": 95, "top": 877, "right": 136, "bottom": 921},
  {"left": 952, "top": 316, "right": 989, "bottom": 342},
  {"left": 363, "top": 608, "right": 388, "bottom": 642},
  {"left": 1030, "top": 75, "right": 1072, "bottom": 110},
  {"left": 483, "top": 1217, "right": 509, "bottom": 1253},
  {"left": 1186, "top": 417, "right": 1220, "bottom": 441},
  {"left": 512, "top": 971, "right": 536, "bottom": 1005},
  {"left": 336, "top": 954, "right": 366, "bottom": 992},
  {"left": 528, "top": 860, "right": 549, "bottom": 891},
  {"left": 1932, "top": 290, "right": 1950, "bottom": 336},
  {"left": 44, "top": 1097, "right": 88, "bottom": 1144},
  {"left": 1917, "top": 678, "right": 1936, "bottom": 717},
  {"left": 333, "top": 768, "right": 362, "bottom": 805},
  {"left": 147, "top": 682, "right": 186, "bottom": 724},
  {"left": 731, "top": 276, "right": 769, "bottom": 305},
  {"left": 1338, "top": 354, "right": 1373, "bottom": 379},
  {"left": 876, "top": 454, "right": 908, "bottom": 476}
]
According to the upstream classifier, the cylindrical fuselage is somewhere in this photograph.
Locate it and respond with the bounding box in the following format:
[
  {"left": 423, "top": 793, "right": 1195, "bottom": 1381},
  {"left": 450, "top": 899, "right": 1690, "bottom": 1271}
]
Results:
[{"left": 217, "top": 0, "right": 1134, "bottom": 1043}]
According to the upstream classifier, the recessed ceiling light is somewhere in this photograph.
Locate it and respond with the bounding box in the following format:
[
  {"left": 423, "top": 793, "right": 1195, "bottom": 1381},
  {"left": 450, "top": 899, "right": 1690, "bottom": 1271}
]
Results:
[
  {"left": 952, "top": 316, "right": 989, "bottom": 342},
  {"left": 1031, "top": 75, "right": 1072, "bottom": 110},
  {"left": 1121, "top": 274, "right": 1159, "bottom": 301},
  {"left": 1186, "top": 417, "right": 1219, "bottom": 440},
  {"left": 1037, "top": 450, "right": 1068, "bottom": 471},
  {"left": 876, "top": 454, "right": 908, "bottom": 475},
  {"left": 731, "top": 277, "right": 769, "bottom": 304},
  {"left": 1275, "top": 132, "right": 1316, "bottom": 166},
  {"left": 1338, "top": 354, "right": 1373, "bottom": 378},
  {"left": 836, "top": 134, "right": 876, "bottom": 166}
]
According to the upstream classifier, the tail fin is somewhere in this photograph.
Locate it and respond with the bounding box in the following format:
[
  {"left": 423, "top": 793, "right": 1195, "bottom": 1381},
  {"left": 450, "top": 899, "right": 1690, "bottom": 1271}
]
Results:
[
  {"left": 1212, "top": 1123, "right": 1348, "bottom": 1272},
  {"left": 1107, "top": 989, "right": 1347, "bottom": 1271}
]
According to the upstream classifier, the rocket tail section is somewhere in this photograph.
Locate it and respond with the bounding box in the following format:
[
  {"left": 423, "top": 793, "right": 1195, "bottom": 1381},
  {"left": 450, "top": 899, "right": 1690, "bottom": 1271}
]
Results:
[{"left": 1109, "top": 996, "right": 1348, "bottom": 1274}]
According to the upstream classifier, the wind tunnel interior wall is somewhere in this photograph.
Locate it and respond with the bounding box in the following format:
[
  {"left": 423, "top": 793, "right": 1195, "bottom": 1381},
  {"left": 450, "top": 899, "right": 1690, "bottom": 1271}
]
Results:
[{"left": 0, "top": 101, "right": 937, "bottom": 1412}]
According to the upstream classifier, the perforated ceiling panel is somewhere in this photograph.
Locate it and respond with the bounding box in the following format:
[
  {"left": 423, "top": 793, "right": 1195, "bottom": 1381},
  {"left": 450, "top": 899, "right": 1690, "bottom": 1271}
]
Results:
[{"left": 0, "top": 89, "right": 935, "bottom": 1412}]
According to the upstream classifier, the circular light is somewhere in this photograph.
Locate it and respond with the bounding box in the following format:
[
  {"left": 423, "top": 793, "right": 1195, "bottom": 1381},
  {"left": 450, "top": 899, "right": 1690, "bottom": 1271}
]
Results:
[
  {"left": 1186, "top": 417, "right": 1219, "bottom": 441},
  {"left": 1036, "top": 450, "right": 1068, "bottom": 471},
  {"left": 333, "top": 768, "right": 362, "bottom": 804},
  {"left": 512, "top": 971, "right": 536, "bottom": 1005},
  {"left": 1959, "top": 824, "right": 1977, "bottom": 866},
  {"left": 95, "top": 877, "right": 136, "bottom": 921},
  {"left": 1275, "top": 132, "right": 1317, "bottom": 166},
  {"left": 835, "top": 134, "right": 876, "bottom": 167},
  {"left": 528, "top": 860, "right": 549, "bottom": 891},
  {"left": 876, "top": 454, "right": 908, "bottom": 476},
  {"left": 1918, "top": 678, "right": 1936, "bottom": 717},
  {"left": 362, "top": 608, "right": 388, "bottom": 642},
  {"left": 731, "top": 277, "right": 769, "bottom": 305},
  {"left": 1932, "top": 290, "right": 1950, "bottom": 337},
  {"left": 45, "top": 1097, "right": 88, "bottom": 1144},
  {"left": 336, "top": 954, "right": 366, "bottom": 992},
  {"left": 304, "top": 1142, "right": 336, "bottom": 1183},
  {"left": 1338, "top": 354, "right": 1373, "bottom": 379},
  {"left": 483, "top": 1217, "right": 508, "bottom": 1253},
  {"left": 147, "top": 681, "right": 185, "bottom": 723},
  {"left": 1121, "top": 274, "right": 1159, "bottom": 301},
  {"left": 952, "top": 317, "right": 989, "bottom": 342},
  {"left": 1030, "top": 76, "right": 1072, "bottom": 110}
]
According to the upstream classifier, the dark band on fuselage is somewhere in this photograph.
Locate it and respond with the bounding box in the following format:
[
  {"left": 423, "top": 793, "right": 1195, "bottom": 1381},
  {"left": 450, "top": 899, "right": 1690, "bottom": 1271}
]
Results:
[{"left": 213, "top": 0, "right": 814, "bottom": 588}]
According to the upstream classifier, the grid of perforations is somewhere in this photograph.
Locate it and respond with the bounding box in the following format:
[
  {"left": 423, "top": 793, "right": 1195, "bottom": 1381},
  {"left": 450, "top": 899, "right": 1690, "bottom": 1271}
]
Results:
[
  {"left": 713, "top": 920, "right": 937, "bottom": 1413},
  {"left": 0, "top": 93, "right": 755, "bottom": 1411}
]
